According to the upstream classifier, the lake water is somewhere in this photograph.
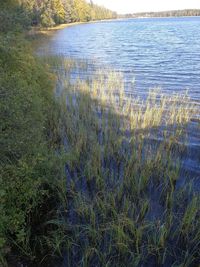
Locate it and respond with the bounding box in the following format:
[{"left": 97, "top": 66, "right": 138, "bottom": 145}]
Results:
[{"left": 39, "top": 17, "right": 200, "bottom": 103}]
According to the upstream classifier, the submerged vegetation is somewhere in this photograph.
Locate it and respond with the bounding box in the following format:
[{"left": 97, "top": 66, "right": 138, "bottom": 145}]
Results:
[
  {"left": 1, "top": 1, "right": 200, "bottom": 266},
  {"left": 36, "top": 57, "right": 200, "bottom": 267}
]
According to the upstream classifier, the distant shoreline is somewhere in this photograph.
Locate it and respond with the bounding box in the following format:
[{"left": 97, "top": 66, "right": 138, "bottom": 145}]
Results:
[
  {"left": 121, "top": 9, "right": 200, "bottom": 20},
  {"left": 128, "top": 15, "right": 200, "bottom": 19}
]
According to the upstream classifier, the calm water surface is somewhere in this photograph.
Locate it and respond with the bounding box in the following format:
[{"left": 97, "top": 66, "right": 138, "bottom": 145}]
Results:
[{"left": 39, "top": 17, "right": 200, "bottom": 102}]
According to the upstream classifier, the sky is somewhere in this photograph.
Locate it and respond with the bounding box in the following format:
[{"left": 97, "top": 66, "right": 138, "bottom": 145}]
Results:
[{"left": 90, "top": 0, "right": 200, "bottom": 14}]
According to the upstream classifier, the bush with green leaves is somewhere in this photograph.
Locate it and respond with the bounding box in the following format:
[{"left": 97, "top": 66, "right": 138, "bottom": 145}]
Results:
[{"left": 0, "top": 34, "right": 66, "bottom": 265}]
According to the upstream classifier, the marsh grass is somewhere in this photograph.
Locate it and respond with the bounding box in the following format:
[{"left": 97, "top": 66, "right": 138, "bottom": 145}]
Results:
[{"left": 42, "top": 56, "right": 199, "bottom": 267}]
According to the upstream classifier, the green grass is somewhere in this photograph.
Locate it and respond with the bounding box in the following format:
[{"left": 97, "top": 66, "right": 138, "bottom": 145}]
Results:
[{"left": 37, "top": 56, "right": 200, "bottom": 267}]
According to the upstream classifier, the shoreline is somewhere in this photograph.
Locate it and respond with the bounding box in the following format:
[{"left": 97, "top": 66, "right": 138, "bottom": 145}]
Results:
[
  {"left": 28, "top": 21, "right": 86, "bottom": 36},
  {"left": 28, "top": 18, "right": 118, "bottom": 35}
]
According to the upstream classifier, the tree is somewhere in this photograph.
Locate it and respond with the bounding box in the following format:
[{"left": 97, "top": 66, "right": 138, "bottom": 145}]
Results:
[
  {"left": 1, "top": 0, "right": 118, "bottom": 28},
  {"left": 40, "top": 0, "right": 55, "bottom": 27},
  {"left": 52, "top": 0, "right": 66, "bottom": 24},
  {"left": 63, "top": 0, "right": 79, "bottom": 22}
]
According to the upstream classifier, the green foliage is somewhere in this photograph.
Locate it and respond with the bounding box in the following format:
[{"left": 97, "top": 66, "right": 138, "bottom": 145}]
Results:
[
  {"left": 0, "top": 0, "right": 117, "bottom": 29},
  {"left": 40, "top": 9, "right": 56, "bottom": 27},
  {"left": 52, "top": 0, "right": 66, "bottom": 24},
  {"left": 0, "top": 33, "right": 65, "bottom": 265},
  {"left": 0, "top": 5, "right": 31, "bottom": 33},
  {"left": 74, "top": 0, "right": 91, "bottom": 22}
]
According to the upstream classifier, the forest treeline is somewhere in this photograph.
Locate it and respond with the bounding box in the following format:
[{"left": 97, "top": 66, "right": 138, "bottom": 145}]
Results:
[
  {"left": 122, "top": 9, "right": 200, "bottom": 18},
  {"left": 1, "top": 0, "right": 117, "bottom": 28}
]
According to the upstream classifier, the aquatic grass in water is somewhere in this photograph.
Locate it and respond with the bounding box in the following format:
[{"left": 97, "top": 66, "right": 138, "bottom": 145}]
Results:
[{"left": 43, "top": 57, "right": 199, "bottom": 267}]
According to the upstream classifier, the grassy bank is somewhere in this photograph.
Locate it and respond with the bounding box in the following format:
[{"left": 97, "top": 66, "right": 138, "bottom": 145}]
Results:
[{"left": 0, "top": 34, "right": 66, "bottom": 266}]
